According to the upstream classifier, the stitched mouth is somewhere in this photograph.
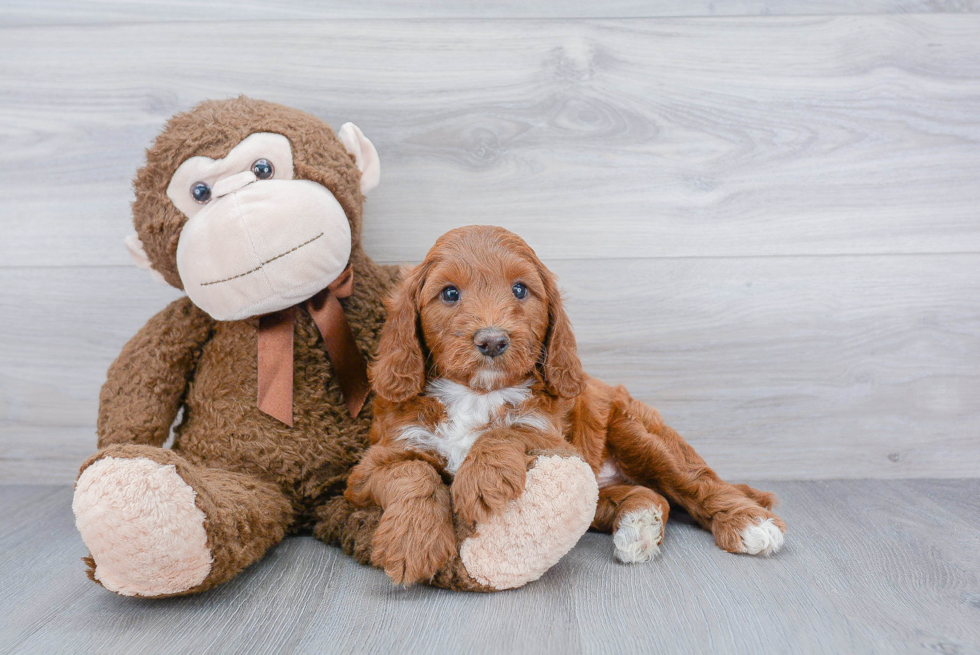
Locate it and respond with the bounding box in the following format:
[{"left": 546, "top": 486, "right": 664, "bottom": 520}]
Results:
[{"left": 200, "top": 233, "right": 324, "bottom": 287}]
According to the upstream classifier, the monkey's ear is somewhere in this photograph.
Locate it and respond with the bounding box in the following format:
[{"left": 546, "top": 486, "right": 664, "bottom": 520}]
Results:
[
  {"left": 338, "top": 123, "right": 380, "bottom": 195},
  {"left": 124, "top": 234, "right": 168, "bottom": 285}
]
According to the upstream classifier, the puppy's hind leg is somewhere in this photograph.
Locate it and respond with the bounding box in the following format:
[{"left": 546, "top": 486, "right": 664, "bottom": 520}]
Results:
[
  {"left": 592, "top": 484, "right": 670, "bottom": 563},
  {"left": 734, "top": 483, "right": 778, "bottom": 511},
  {"left": 605, "top": 389, "right": 786, "bottom": 557}
]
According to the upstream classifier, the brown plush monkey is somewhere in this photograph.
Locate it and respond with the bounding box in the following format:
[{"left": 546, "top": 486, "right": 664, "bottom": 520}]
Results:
[{"left": 72, "top": 97, "right": 598, "bottom": 597}]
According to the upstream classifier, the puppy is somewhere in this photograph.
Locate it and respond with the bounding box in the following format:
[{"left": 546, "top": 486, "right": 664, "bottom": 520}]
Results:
[{"left": 347, "top": 225, "right": 786, "bottom": 585}]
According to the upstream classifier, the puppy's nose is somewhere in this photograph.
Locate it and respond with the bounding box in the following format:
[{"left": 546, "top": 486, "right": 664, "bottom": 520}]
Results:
[{"left": 474, "top": 328, "right": 510, "bottom": 358}]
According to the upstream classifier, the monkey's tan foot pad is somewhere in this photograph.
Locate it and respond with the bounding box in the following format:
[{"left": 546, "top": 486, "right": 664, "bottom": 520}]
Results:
[
  {"left": 459, "top": 454, "right": 598, "bottom": 590},
  {"left": 73, "top": 456, "right": 212, "bottom": 597}
]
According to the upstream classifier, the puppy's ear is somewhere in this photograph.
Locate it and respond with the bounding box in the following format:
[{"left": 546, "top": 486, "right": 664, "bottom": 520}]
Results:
[
  {"left": 538, "top": 263, "right": 586, "bottom": 398},
  {"left": 370, "top": 264, "right": 428, "bottom": 403}
]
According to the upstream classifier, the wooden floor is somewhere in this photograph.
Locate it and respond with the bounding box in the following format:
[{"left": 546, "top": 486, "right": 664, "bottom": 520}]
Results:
[{"left": 2, "top": 480, "right": 978, "bottom": 654}]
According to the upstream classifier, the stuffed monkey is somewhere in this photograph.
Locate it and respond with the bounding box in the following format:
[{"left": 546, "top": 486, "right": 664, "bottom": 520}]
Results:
[{"left": 71, "top": 97, "right": 598, "bottom": 597}]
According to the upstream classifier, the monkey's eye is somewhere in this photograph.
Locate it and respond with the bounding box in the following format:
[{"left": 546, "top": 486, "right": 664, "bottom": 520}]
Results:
[
  {"left": 251, "top": 159, "right": 274, "bottom": 180},
  {"left": 441, "top": 286, "right": 460, "bottom": 303},
  {"left": 512, "top": 282, "right": 528, "bottom": 300},
  {"left": 190, "top": 182, "right": 212, "bottom": 204}
]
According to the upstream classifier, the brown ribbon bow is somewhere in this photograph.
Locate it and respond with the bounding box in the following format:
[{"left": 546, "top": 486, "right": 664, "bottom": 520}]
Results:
[{"left": 257, "top": 265, "right": 370, "bottom": 426}]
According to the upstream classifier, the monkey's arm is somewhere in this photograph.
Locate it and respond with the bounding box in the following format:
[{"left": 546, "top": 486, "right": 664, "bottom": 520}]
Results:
[{"left": 97, "top": 296, "right": 215, "bottom": 448}]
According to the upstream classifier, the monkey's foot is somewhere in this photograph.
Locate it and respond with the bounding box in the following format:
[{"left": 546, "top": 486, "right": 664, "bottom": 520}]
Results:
[
  {"left": 459, "top": 454, "right": 598, "bottom": 590},
  {"left": 73, "top": 456, "right": 213, "bottom": 597}
]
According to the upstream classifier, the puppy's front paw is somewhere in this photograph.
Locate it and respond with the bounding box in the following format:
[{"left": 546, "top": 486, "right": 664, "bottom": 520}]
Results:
[
  {"left": 452, "top": 457, "right": 527, "bottom": 526},
  {"left": 370, "top": 504, "right": 457, "bottom": 586},
  {"left": 613, "top": 507, "right": 664, "bottom": 564}
]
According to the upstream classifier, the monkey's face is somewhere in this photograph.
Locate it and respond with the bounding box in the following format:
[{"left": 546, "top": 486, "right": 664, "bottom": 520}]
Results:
[
  {"left": 131, "top": 98, "right": 382, "bottom": 322},
  {"left": 167, "top": 132, "right": 352, "bottom": 321}
]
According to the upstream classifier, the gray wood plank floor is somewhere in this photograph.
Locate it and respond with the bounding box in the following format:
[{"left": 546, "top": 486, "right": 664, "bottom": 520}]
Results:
[{"left": 1, "top": 480, "right": 978, "bottom": 654}]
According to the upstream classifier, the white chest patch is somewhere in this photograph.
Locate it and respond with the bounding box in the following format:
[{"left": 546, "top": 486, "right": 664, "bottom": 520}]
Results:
[
  {"left": 597, "top": 457, "right": 632, "bottom": 489},
  {"left": 398, "top": 378, "right": 547, "bottom": 474}
]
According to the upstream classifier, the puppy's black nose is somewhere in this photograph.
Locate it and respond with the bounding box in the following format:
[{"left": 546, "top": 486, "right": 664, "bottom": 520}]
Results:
[{"left": 474, "top": 328, "right": 510, "bottom": 358}]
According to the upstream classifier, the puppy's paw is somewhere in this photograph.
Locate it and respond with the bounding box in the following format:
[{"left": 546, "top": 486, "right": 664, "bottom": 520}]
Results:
[
  {"left": 370, "top": 504, "right": 457, "bottom": 586},
  {"left": 452, "top": 457, "right": 527, "bottom": 526},
  {"left": 738, "top": 518, "right": 785, "bottom": 556},
  {"left": 613, "top": 506, "right": 664, "bottom": 564},
  {"left": 712, "top": 508, "right": 786, "bottom": 556}
]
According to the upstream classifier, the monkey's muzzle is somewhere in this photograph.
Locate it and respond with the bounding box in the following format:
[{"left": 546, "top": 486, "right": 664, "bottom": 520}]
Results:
[{"left": 175, "top": 178, "right": 352, "bottom": 321}]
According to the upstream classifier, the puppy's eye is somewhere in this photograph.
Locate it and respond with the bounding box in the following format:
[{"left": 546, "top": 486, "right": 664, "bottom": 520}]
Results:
[
  {"left": 190, "top": 182, "right": 212, "bottom": 204},
  {"left": 512, "top": 282, "right": 528, "bottom": 300},
  {"left": 251, "top": 159, "right": 274, "bottom": 180},
  {"left": 441, "top": 286, "right": 460, "bottom": 303}
]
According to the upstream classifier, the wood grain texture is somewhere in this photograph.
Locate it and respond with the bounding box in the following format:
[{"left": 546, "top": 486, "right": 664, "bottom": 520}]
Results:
[
  {"left": 1, "top": 481, "right": 978, "bottom": 654},
  {"left": 1, "top": 16, "right": 979, "bottom": 267},
  {"left": 3, "top": 253, "right": 977, "bottom": 484},
  {"left": 4, "top": 0, "right": 980, "bottom": 26},
  {"left": 2, "top": 14, "right": 979, "bottom": 482}
]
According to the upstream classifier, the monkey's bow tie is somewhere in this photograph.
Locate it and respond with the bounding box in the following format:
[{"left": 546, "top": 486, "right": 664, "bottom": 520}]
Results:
[{"left": 256, "top": 265, "right": 369, "bottom": 426}]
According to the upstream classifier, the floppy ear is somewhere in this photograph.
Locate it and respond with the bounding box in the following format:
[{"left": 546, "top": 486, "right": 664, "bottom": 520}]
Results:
[
  {"left": 537, "top": 264, "right": 586, "bottom": 398},
  {"left": 370, "top": 264, "right": 428, "bottom": 403}
]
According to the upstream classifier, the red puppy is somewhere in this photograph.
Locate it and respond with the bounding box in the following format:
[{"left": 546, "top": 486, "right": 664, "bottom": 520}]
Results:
[{"left": 347, "top": 225, "right": 786, "bottom": 585}]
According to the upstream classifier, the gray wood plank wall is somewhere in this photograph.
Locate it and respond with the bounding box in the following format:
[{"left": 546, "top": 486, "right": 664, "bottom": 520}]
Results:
[
  {"left": 5, "top": 1, "right": 980, "bottom": 25},
  {"left": 1, "top": 3, "right": 978, "bottom": 483}
]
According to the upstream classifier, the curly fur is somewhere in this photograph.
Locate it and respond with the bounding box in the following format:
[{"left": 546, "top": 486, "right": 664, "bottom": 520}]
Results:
[
  {"left": 133, "top": 96, "right": 366, "bottom": 289},
  {"left": 79, "top": 97, "right": 421, "bottom": 595},
  {"left": 356, "top": 226, "right": 787, "bottom": 571},
  {"left": 80, "top": 98, "right": 598, "bottom": 597}
]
